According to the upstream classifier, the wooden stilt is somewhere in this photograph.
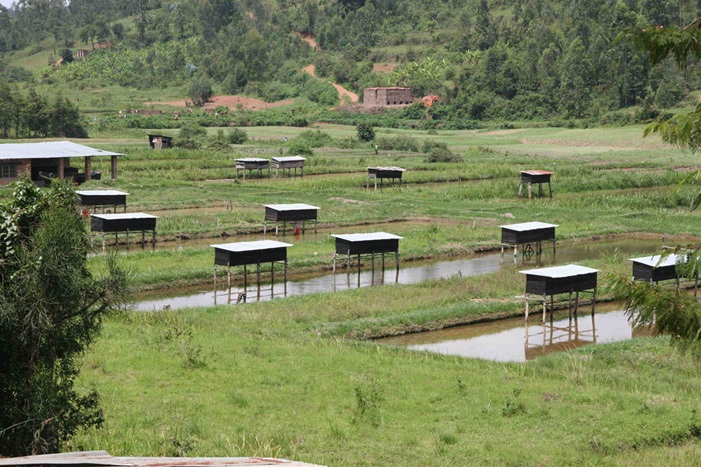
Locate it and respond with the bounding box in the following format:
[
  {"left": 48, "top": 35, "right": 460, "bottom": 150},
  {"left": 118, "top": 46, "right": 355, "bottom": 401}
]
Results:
[
  {"left": 542, "top": 295, "right": 547, "bottom": 323},
  {"left": 270, "top": 262, "right": 275, "bottom": 298},
  {"left": 591, "top": 314, "right": 597, "bottom": 343},
  {"left": 548, "top": 182, "right": 552, "bottom": 198},
  {"left": 227, "top": 263, "right": 232, "bottom": 304},
  {"left": 357, "top": 254, "right": 361, "bottom": 288},
  {"left": 284, "top": 259, "right": 288, "bottom": 296},
  {"left": 264, "top": 221, "right": 267, "bottom": 236},
  {"left": 518, "top": 182, "right": 523, "bottom": 198},
  {"left": 574, "top": 291, "right": 579, "bottom": 318},
  {"left": 395, "top": 251, "right": 400, "bottom": 284},
  {"left": 257, "top": 262, "right": 261, "bottom": 302},
  {"left": 333, "top": 253, "right": 337, "bottom": 291},
  {"left": 102, "top": 231, "right": 106, "bottom": 252},
  {"left": 524, "top": 293, "right": 529, "bottom": 320},
  {"left": 550, "top": 295, "right": 554, "bottom": 324},
  {"left": 371, "top": 253, "right": 375, "bottom": 285},
  {"left": 528, "top": 182, "right": 532, "bottom": 199},
  {"left": 126, "top": 229, "right": 129, "bottom": 251},
  {"left": 142, "top": 230, "right": 145, "bottom": 249},
  {"left": 243, "top": 264, "right": 247, "bottom": 298},
  {"left": 591, "top": 288, "right": 596, "bottom": 316},
  {"left": 152, "top": 229, "right": 156, "bottom": 248},
  {"left": 213, "top": 265, "right": 217, "bottom": 305},
  {"left": 568, "top": 291, "right": 573, "bottom": 321}
]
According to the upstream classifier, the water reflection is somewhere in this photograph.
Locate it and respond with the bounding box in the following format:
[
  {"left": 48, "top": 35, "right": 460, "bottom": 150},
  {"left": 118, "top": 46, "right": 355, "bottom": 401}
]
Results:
[
  {"left": 133, "top": 238, "right": 663, "bottom": 311},
  {"left": 380, "top": 308, "right": 653, "bottom": 363}
]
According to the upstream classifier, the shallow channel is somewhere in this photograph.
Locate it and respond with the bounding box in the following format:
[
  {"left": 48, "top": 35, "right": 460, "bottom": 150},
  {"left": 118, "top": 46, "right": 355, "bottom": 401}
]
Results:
[
  {"left": 133, "top": 237, "right": 662, "bottom": 311},
  {"left": 377, "top": 305, "right": 652, "bottom": 363}
]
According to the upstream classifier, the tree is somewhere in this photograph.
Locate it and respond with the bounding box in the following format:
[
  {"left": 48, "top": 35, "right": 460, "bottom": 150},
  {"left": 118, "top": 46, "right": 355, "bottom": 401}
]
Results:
[
  {"left": 58, "top": 48, "right": 73, "bottom": 64},
  {"left": 356, "top": 122, "right": 375, "bottom": 142},
  {"left": 188, "top": 77, "right": 213, "bottom": 107},
  {"left": 111, "top": 22, "right": 124, "bottom": 41},
  {"left": 0, "top": 178, "right": 129, "bottom": 456}
]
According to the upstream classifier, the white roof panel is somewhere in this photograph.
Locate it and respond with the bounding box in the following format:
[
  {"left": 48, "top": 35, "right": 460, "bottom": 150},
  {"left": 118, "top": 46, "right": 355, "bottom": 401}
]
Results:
[
  {"left": 236, "top": 158, "right": 268, "bottom": 162},
  {"left": 367, "top": 166, "right": 406, "bottom": 172},
  {"left": 211, "top": 240, "right": 293, "bottom": 252},
  {"left": 91, "top": 213, "right": 158, "bottom": 220},
  {"left": 76, "top": 190, "right": 129, "bottom": 196},
  {"left": 264, "top": 203, "right": 320, "bottom": 211},
  {"left": 499, "top": 221, "right": 559, "bottom": 231},
  {"left": 331, "top": 232, "right": 404, "bottom": 242},
  {"left": 0, "top": 141, "right": 123, "bottom": 160},
  {"left": 272, "top": 156, "right": 306, "bottom": 162},
  {"left": 630, "top": 254, "right": 684, "bottom": 268},
  {"left": 519, "top": 264, "right": 600, "bottom": 278},
  {"left": 520, "top": 170, "right": 553, "bottom": 175}
]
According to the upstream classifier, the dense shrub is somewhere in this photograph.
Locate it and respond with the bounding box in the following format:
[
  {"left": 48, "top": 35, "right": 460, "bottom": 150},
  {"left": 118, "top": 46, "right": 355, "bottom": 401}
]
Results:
[
  {"left": 427, "top": 147, "right": 463, "bottom": 163},
  {"left": 287, "top": 139, "right": 314, "bottom": 156},
  {"left": 298, "top": 129, "right": 334, "bottom": 147},
  {"left": 421, "top": 140, "right": 448, "bottom": 153},
  {"left": 376, "top": 135, "right": 420, "bottom": 152},
  {"left": 228, "top": 128, "right": 249, "bottom": 144},
  {"left": 356, "top": 123, "right": 375, "bottom": 141}
]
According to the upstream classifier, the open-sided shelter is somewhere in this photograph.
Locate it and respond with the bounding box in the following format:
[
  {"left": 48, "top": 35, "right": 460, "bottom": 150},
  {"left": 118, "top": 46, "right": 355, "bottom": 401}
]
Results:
[
  {"left": 264, "top": 203, "right": 320, "bottom": 236},
  {"left": 367, "top": 166, "right": 406, "bottom": 189},
  {"left": 331, "top": 232, "right": 403, "bottom": 287},
  {"left": 0, "top": 141, "right": 122, "bottom": 186},
  {"left": 271, "top": 156, "right": 306, "bottom": 177},
  {"left": 76, "top": 190, "right": 129, "bottom": 213},
  {"left": 630, "top": 254, "right": 698, "bottom": 295},
  {"left": 236, "top": 158, "right": 270, "bottom": 179},
  {"left": 211, "top": 240, "right": 292, "bottom": 304},
  {"left": 519, "top": 170, "right": 553, "bottom": 199},
  {"left": 500, "top": 221, "right": 558, "bottom": 256},
  {"left": 91, "top": 213, "right": 158, "bottom": 250},
  {"left": 520, "top": 264, "right": 599, "bottom": 322}
]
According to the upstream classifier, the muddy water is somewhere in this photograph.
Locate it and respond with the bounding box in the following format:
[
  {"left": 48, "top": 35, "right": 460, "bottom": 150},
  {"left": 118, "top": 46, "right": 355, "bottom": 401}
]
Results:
[
  {"left": 378, "top": 305, "right": 652, "bottom": 363},
  {"left": 101, "top": 219, "right": 456, "bottom": 253},
  {"left": 133, "top": 237, "right": 662, "bottom": 311}
]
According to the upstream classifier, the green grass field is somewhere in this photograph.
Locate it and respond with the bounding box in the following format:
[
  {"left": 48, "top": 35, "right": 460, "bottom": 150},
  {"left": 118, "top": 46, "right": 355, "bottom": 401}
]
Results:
[{"left": 3, "top": 123, "right": 701, "bottom": 464}]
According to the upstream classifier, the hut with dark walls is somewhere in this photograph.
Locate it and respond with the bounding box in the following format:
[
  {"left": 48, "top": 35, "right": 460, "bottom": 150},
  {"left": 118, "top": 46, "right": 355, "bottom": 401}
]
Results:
[
  {"left": 331, "top": 232, "right": 403, "bottom": 287},
  {"left": 500, "top": 221, "right": 558, "bottom": 256},
  {"left": 264, "top": 203, "right": 320, "bottom": 236},
  {"left": 520, "top": 264, "right": 599, "bottom": 322},
  {"left": 148, "top": 134, "right": 173, "bottom": 149},
  {"left": 367, "top": 166, "right": 406, "bottom": 189},
  {"left": 76, "top": 190, "right": 129, "bottom": 213},
  {"left": 630, "top": 254, "right": 697, "bottom": 295},
  {"left": 519, "top": 170, "right": 553, "bottom": 199},
  {"left": 91, "top": 213, "right": 158, "bottom": 250},
  {"left": 272, "top": 156, "right": 306, "bottom": 177},
  {"left": 363, "top": 87, "right": 412, "bottom": 109},
  {"left": 0, "top": 141, "right": 122, "bottom": 186},
  {"left": 211, "top": 240, "right": 292, "bottom": 304},
  {"left": 236, "top": 158, "right": 270, "bottom": 179}
]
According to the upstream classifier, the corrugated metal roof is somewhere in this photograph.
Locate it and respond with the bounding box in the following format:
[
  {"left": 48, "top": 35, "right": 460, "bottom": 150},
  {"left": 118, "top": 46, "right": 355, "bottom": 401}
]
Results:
[
  {"left": 76, "top": 190, "right": 130, "bottom": 196},
  {"left": 0, "top": 450, "right": 324, "bottom": 466},
  {"left": 330, "top": 232, "right": 404, "bottom": 242},
  {"left": 519, "top": 264, "right": 600, "bottom": 278},
  {"left": 272, "top": 156, "right": 306, "bottom": 162},
  {"left": 499, "top": 221, "right": 559, "bottom": 231},
  {"left": 211, "top": 240, "right": 293, "bottom": 252},
  {"left": 520, "top": 170, "right": 553, "bottom": 175},
  {"left": 91, "top": 213, "right": 158, "bottom": 220},
  {"left": 264, "top": 203, "right": 320, "bottom": 211},
  {"left": 0, "top": 141, "right": 123, "bottom": 160},
  {"left": 236, "top": 158, "right": 268, "bottom": 162},
  {"left": 630, "top": 254, "right": 684, "bottom": 268},
  {"left": 367, "top": 166, "right": 406, "bottom": 172}
]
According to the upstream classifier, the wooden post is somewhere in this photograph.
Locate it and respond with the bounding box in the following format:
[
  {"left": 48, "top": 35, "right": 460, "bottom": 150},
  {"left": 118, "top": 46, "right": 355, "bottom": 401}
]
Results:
[
  {"left": 395, "top": 251, "right": 400, "bottom": 284},
  {"left": 243, "top": 264, "right": 247, "bottom": 296},
  {"left": 574, "top": 291, "right": 579, "bottom": 318},
  {"left": 152, "top": 229, "right": 156, "bottom": 248},
  {"left": 528, "top": 182, "right": 532, "bottom": 200},
  {"left": 283, "top": 259, "right": 288, "bottom": 296},
  {"left": 126, "top": 228, "right": 129, "bottom": 251},
  {"left": 213, "top": 265, "right": 217, "bottom": 305},
  {"left": 371, "top": 253, "right": 375, "bottom": 284},
  {"left": 141, "top": 230, "right": 145, "bottom": 249},
  {"left": 263, "top": 221, "right": 267, "bottom": 236},
  {"left": 524, "top": 293, "right": 529, "bottom": 320},
  {"left": 568, "top": 291, "right": 573, "bottom": 321},
  {"left": 550, "top": 295, "right": 554, "bottom": 324},
  {"left": 591, "top": 288, "right": 596, "bottom": 316},
  {"left": 58, "top": 158, "right": 65, "bottom": 180},
  {"left": 548, "top": 181, "right": 553, "bottom": 198},
  {"left": 542, "top": 294, "right": 547, "bottom": 323},
  {"left": 591, "top": 314, "right": 597, "bottom": 343},
  {"left": 271, "top": 261, "right": 275, "bottom": 298},
  {"left": 518, "top": 182, "right": 523, "bottom": 198},
  {"left": 333, "top": 253, "right": 337, "bottom": 291},
  {"left": 111, "top": 155, "right": 118, "bottom": 180},
  {"left": 85, "top": 156, "right": 92, "bottom": 181},
  {"left": 101, "top": 231, "right": 106, "bottom": 252},
  {"left": 257, "top": 262, "right": 261, "bottom": 301},
  {"left": 227, "top": 263, "right": 232, "bottom": 304},
  {"left": 357, "top": 254, "right": 361, "bottom": 288}
]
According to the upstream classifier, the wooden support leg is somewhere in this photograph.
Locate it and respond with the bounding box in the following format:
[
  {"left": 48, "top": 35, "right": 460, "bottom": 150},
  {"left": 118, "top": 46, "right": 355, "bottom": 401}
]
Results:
[
  {"left": 550, "top": 295, "right": 554, "bottom": 324},
  {"left": 243, "top": 264, "right": 247, "bottom": 298},
  {"left": 542, "top": 295, "right": 547, "bottom": 323},
  {"left": 357, "top": 254, "right": 361, "bottom": 288},
  {"left": 518, "top": 182, "right": 523, "bottom": 198},
  {"left": 371, "top": 253, "right": 375, "bottom": 284},
  {"left": 126, "top": 228, "right": 129, "bottom": 251},
  {"left": 514, "top": 245, "right": 518, "bottom": 257},
  {"left": 227, "top": 263, "right": 232, "bottom": 305},
  {"left": 101, "top": 231, "right": 106, "bottom": 252},
  {"left": 591, "top": 313, "right": 596, "bottom": 343},
  {"left": 264, "top": 221, "right": 267, "bottom": 236},
  {"left": 314, "top": 219, "right": 317, "bottom": 234},
  {"left": 549, "top": 182, "right": 552, "bottom": 198},
  {"left": 676, "top": 276, "right": 680, "bottom": 292},
  {"left": 257, "top": 262, "right": 261, "bottom": 302},
  {"left": 574, "top": 291, "right": 579, "bottom": 318},
  {"left": 271, "top": 262, "right": 275, "bottom": 298},
  {"left": 284, "top": 259, "right": 288, "bottom": 296},
  {"left": 553, "top": 240, "right": 556, "bottom": 254},
  {"left": 525, "top": 293, "right": 529, "bottom": 320},
  {"left": 591, "top": 289, "right": 596, "bottom": 316},
  {"left": 528, "top": 182, "right": 532, "bottom": 200},
  {"left": 501, "top": 244, "right": 504, "bottom": 256},
  {"left": 142, "top": 230, "right": 145, "bottom": 249},
  {"left": 152, "top": 230, "right": 156, "bottom": 249},
  {"left": 568, "top": 291, "right": 573, "bottom": 321},
  {"left": 333, "top": 253, "right": 337, "bottom": 291},
  {"left": 213, "top": 265, "right": 217, "bottom": 305},
  {"left": 275, "top": 222, "right": 279, "bottom": 237},
  {"left": 395, "top": 251, "right": 400, "bottom": 284}
]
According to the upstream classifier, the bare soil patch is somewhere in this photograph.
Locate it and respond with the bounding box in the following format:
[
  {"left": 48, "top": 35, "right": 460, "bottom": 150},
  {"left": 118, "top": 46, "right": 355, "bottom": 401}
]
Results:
[
  {"left": 303, "top": 64, "right": 359, "bottom": 103},
  {"left": 144, "top": 95, "right": 293, "bottom": 111},
  {"left": 372, "top": 63, "right": 399, "bottom": 73}
]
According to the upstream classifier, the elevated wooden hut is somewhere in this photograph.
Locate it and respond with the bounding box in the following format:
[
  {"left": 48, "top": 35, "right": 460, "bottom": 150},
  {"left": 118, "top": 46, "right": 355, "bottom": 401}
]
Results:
[
  {"left": 211, "top": 240, "right": 292, "bottom": 304},
  {"left": 500, "top": 221, "right": 558, "bottom": 256},
  {"left": 520, "top": 264, "right": 599, "bottom": 322},
  {"left": 519, "top": 170, "right": 553, "bottom": 199},
  {"left": 91, "top": 213, "right": 158, "bottom": 250},
  {"left": 331, "top": 232, "right": 403, "bottom": 287},
  {"left": 76, "top": 190, "right": 129, "bottom": 213},
  {"left": 236, "top": 158, "right": 270, "bottom": 179},
  {"left": 272, "top": 156, "right": 306, "bottom": 177},
  {"left": 264, "top": 203, "right": 320, "bottom": 236},
  {"left": 367, "top": 166, "right": 406, "bottom": 189}
]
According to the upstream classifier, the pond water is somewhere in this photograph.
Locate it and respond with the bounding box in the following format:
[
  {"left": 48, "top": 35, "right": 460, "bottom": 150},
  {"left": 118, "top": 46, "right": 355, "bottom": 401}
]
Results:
[
  {"left": 377, "top": 305, "right": 652, "bottom": 363},
  {"left": 133, "top": 237, "right": 662, "bottom": 311}
]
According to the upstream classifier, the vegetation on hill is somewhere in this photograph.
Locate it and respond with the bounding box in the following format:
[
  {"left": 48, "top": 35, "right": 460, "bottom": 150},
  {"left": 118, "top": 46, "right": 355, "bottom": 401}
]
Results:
[{"left": 1, "top": 1, "right": 701, "bottom": 123}]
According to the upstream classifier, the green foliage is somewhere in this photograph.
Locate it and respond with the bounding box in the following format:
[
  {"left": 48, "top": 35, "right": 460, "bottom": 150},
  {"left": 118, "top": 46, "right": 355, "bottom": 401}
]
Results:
[
  {"left": 375, "top": 135, "right": 420, "bottom": 152},
  {"left": 356, "top": 123, "right": 375, "bottom": 142},
  {"left": 286, "top": 139, "right": 313, "bottom": 156},
  {"left": 228, "top": 128, "right": 248, "bottom": 145},
  {"left": 0, "top": 178, "right": 129, "bottom": 456},
  {"left": 188, "top": 77, "right": 213, "bottom": 107},
  {"left": 59, "top": 48, "right": 74, "bottom": 63},
  {"left": 297, "top": 130, "right": 333, "bottom": 148},
  {"left": 427, "top": 147, "right": 463, "bottom": 163}
]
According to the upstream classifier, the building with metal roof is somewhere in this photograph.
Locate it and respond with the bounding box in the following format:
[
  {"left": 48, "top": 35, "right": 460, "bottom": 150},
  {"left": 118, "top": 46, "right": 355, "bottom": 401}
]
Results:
[{"left": 0, "top": 141, "right": 123, "bottom": 186}]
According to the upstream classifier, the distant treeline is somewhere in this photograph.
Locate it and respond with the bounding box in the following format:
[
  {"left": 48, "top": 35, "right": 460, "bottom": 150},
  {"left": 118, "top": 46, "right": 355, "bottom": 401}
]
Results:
[
  {"left": 2, "top": 0, "right": 701, "bottom": 121},
  {"left": 0, "top": 84, "right": 87, "bottom": 138}
]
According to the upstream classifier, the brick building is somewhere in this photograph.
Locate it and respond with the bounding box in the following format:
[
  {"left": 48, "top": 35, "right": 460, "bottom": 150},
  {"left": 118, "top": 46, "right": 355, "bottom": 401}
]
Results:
[{"left": 363, "top": 87, "right": 413, "bottom": 109}]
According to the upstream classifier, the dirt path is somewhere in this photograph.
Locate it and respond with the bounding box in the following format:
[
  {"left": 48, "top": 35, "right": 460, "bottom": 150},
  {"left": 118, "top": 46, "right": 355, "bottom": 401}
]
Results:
[
  {"left": 296, "top": 32, "right": 320, "bottom": 51},
  {"left": 144, "top": 95, "right": 293, "bottom": 111},
  {"left": 303, "top": 64, "right": 359, "bottom": 104}
]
